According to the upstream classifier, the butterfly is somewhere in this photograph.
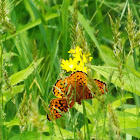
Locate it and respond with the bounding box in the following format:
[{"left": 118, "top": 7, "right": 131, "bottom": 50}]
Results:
[{"left": 47, "top": 71, "right": 107, "bottom": 121}]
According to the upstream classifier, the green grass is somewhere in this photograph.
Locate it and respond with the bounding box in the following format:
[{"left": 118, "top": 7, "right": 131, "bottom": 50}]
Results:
[{"left": 0, "top": 0, "right": 140, "bottom": 140}]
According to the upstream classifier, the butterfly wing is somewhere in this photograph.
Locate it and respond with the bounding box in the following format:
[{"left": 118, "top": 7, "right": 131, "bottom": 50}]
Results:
[
  {"left": 47, "top": 98, "right": 75, "bottom": 121},
  {"left": 53, "top": 77, "right": 72, "bottom": 98},
  {"left": 69, "top": 71, "right": 87, "bottom": 87},
  {"left": 69, "top": 71, "right": 107, "bottom": 101},
  {"left": 83, "top": 86, "right": 93, "bottom": 99},
  {"left": 94, "top": 79, "right": 107, "bottom": 94},
  {"left": 69, "top": 71, "right": 93, "bottom": 103}
]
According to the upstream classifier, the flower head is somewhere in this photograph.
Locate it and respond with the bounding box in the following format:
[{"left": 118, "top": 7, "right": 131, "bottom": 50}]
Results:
[{"left": 61, "top": 46, "right": 92, "bottom": 73}]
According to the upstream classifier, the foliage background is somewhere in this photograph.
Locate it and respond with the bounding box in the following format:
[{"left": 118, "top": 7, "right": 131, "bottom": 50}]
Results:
[{"left": 0, "top": 0, "right": 140, "bottom": 139}]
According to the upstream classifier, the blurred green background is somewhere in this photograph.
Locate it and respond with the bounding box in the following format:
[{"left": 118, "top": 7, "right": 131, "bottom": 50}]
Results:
[{"left": 0, "top": 0, "right": 140, "bottom": 139}]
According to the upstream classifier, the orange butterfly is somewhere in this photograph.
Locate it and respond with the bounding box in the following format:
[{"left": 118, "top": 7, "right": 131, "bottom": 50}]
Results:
[{"left": 47, "top": 71, "right": 107, "bottom": 121}]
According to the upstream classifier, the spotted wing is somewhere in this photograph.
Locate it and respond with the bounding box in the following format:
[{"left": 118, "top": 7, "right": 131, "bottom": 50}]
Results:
[
  {"left": 53, "top": 77, "right": 72, "bottom": 98},
  {"left": 94, "top": 79, "right": 107, "bottom": 94},
  {"left": 69, "top": 71, "right": 87, "bottom": 88},
  {"left": 69, "top": 71, "right": 93, "bottom": 103},
  {"left": 47, "top": 98, "right": 75, "bottom": 121}
]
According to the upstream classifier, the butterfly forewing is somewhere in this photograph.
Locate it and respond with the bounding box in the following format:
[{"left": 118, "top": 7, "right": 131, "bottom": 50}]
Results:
[{"left": 53, "top": 77, "right": 71, "bottom": 98}]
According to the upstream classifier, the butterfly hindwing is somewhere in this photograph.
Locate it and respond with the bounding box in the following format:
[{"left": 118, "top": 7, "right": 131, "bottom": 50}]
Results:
[
  {"left": 47, "top": 98, "right": 75, "bottom": 121},
  {"left": 83, "top": 86, "right": 93, "bottom": 99}
]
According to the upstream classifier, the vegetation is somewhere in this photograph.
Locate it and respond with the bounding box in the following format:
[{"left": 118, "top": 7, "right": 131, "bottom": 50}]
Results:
[{"left": 0, "top": 0, "right": 140, "bottom": 139}]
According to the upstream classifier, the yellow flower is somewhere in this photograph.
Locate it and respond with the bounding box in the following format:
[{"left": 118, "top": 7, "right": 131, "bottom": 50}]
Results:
[
  {"left": 61, "top": 58, "right": 76, "bottom": 72},
  {"left": 61, "top": 46, "right": 92, "bottom": 73},
  {"left": 68, "top": 46, "right": 82, "bottom": 54},
  {"left": 82, "top": 54, "right": 87, "bottom": 63}
]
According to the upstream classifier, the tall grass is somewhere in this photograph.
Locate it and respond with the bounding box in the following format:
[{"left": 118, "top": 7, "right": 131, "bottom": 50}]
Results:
[{"left": 0, "top": 0, "right": 140, "bottom": 140}]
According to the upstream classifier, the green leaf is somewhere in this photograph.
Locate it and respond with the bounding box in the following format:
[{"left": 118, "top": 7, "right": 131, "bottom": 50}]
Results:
[
  {"left": 9, "top": 132, "right": 49, "bottom": 140},
  {"left": 74, "top": 99, "right": 106, "bottom": 125},
  {"left": 0, "top": 46, "right": 2, "bottom": 82},
  {"left": 125, "top": 56, "right": 135, "bottom": 70},
  {"left": 53, "top": 125, "right": 74, "bottom": 139},
  {"left": 4, "top": 118, "right": 19, "bottom": 127},
  {"left": 126, "top": 134, "right": 132, "bottom": 140},
  {"left": 0, "top": 13, "right": 59, "bottom": 42},
  {"left": 99, "top": 45, "right": 116, "bottom": 66},
  {"left": 125, "top": 107, "right": 140, "bottom": 115},
  {"left": 10, "top": 58, "right": 43, "bottom": 86},
  {"left": 3, "top": 52, "right": 18, "bottom": 60},
  {"left": 74, "top": 101, "right": 94, "bottom": 115},
  {"left": 121, "top": 128, "right": 140, "bottom": 139},
  {"left": 61, "top": 0, "right": 70, "bottom": 58},
  {"left": 126, "top": 65, "right": 140, "bottom": 79},
  {"left": 91, "top": 65, "right": 140, "bottom": 95},
  {"left": 111, "top": 95, "right": 133, "bottom": 109},
  {"left": 80, "top": 124, "right": 108, "bottom": 139},
  {"left": 1, "top": 84, "right": 24, "bottom": 107},
  {"left": 117, "top": 111, "right": 140, "bottom": 129},
  {"left": 74, "top": 101, "right": 95, "bottom": 124},
  {"left": 4, "top": 115, "right": 47, "bottom": 127}
]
